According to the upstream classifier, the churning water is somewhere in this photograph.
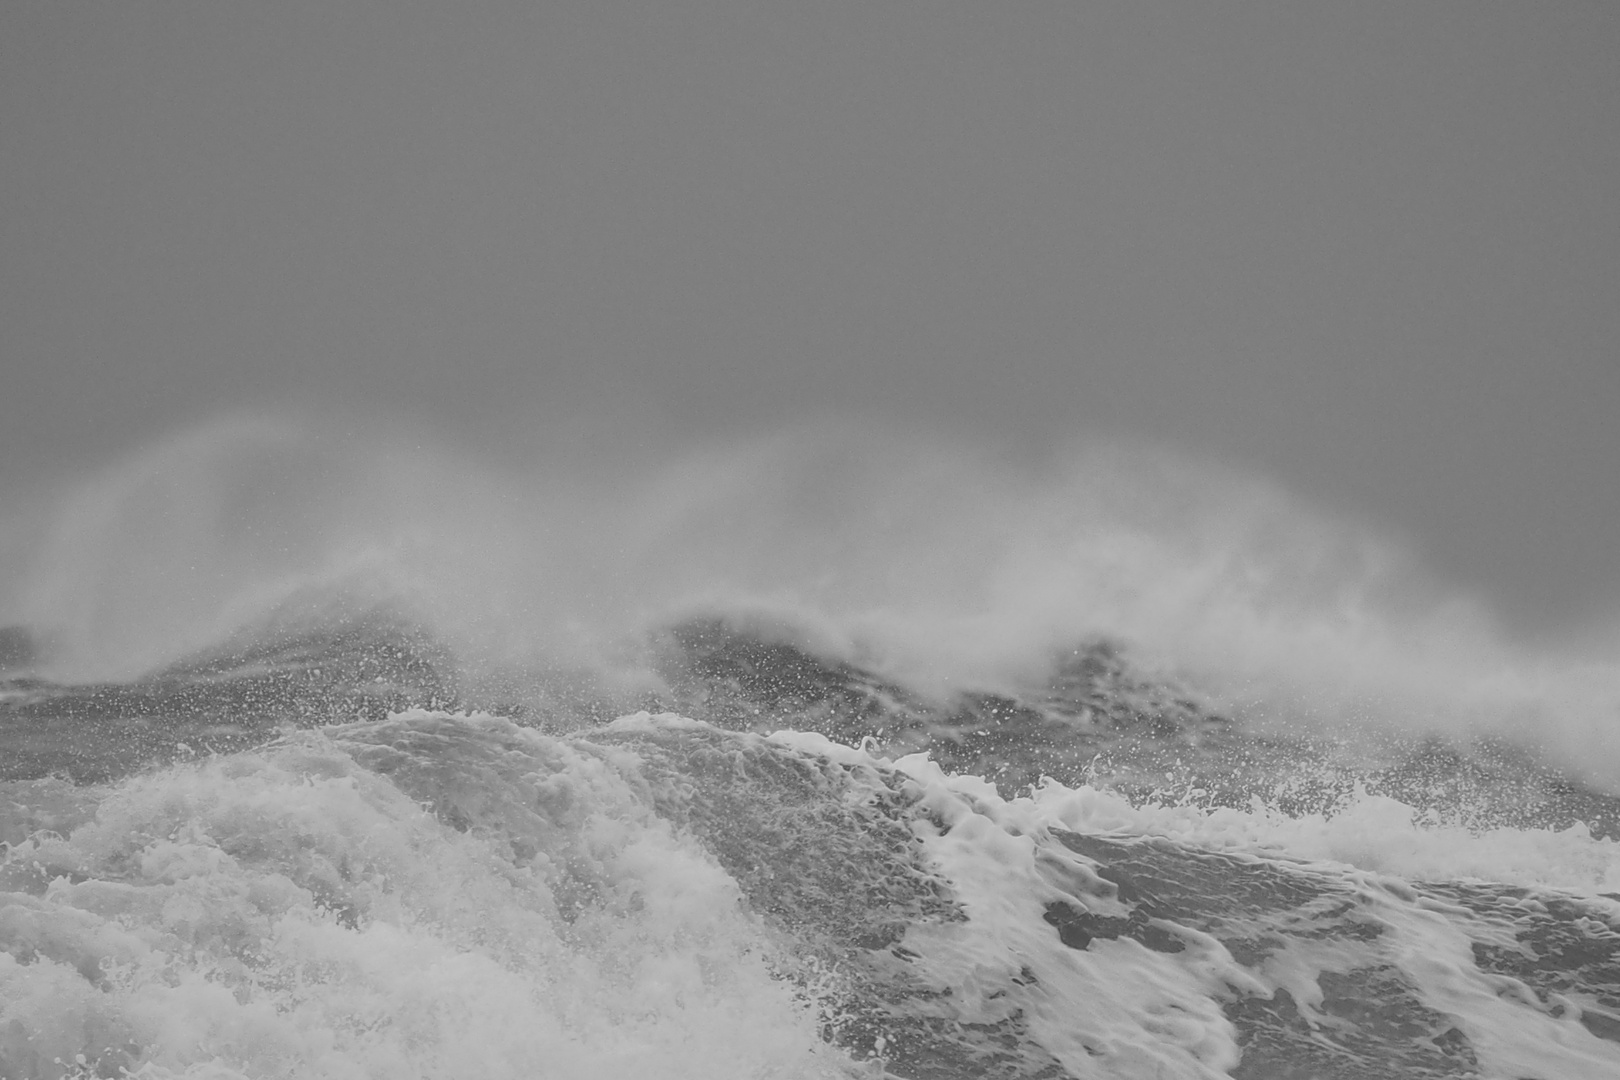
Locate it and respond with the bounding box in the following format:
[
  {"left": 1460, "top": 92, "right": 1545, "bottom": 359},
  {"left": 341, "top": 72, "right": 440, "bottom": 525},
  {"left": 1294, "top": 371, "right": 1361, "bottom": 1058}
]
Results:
[{"left": 4, "top": 416, "right": 1620, "bottom": 1078}]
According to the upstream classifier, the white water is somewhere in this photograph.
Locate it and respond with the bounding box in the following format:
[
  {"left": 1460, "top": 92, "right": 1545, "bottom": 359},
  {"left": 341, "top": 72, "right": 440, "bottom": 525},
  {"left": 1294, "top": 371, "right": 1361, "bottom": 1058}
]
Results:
[
  {"left": 5, "top": 413, "right": 1620, "bottom": 1076},
  {"left": 5, "top": 706, "right": 1620, "bottom": 1078},
  {"left": 4, "top": 413, "right": 1620, "bottom": 788},
  {"left": 0, "top": 718, "right": 852, "bottom": 1080},
  {"left": 785, "top": 725, "right": 1620, "bottom": 1079}
]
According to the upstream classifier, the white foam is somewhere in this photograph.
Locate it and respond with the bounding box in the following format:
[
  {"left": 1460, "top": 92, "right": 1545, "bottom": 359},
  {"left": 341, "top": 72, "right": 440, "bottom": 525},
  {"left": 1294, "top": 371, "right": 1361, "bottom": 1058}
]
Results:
[
  {"left": 899, "top": 790, "right": 1245, "bottom": 1077},
  {"left": 1373, "top": 890, "right": 1620, "bottom": 1080},
  {"left": 0, "top": 724, "right": 853, "bottom": 1079},
  {"left": 770, "top": 730, "right": 1250, "bottom": 1077},
  {"left": 1021, "top": 780, "right": 1620, "bottom": 896},
  {"left": 870, "top": 741, "right": 1620, "bottom": 1079},
  {"left": 9, "top": 708, "right": 1620, "bottom": 1078},
  {"left": 10, "top": 413, "right": 1620, "bottom": 792}
]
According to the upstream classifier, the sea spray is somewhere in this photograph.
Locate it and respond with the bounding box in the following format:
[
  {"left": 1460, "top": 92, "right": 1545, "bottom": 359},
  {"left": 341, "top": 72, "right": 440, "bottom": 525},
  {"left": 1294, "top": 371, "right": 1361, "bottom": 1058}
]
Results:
[
  {"left": 0, "top": 716, "right": 851, "bottom": 1080},
  {"left": 7, "top": 415, "right": 1620, "bottom": 788}
]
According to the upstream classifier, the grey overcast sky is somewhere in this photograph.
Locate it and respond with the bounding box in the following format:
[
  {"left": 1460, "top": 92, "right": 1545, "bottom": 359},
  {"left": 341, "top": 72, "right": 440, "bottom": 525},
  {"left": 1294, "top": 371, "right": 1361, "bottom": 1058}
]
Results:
[{"left": 2, "top": 1, "right": 1618, "bottom": 640}]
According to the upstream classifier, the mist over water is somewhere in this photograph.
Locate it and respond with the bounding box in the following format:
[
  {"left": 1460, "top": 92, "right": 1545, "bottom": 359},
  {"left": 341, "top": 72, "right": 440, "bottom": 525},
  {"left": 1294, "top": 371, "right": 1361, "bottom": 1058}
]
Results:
[
  {"left": 6, "top": 7, "right": 1620, "bottom": 1072},
  {"left": 10, "top": 410, "right": 1620, "bottom": 1078},
  {"left": 5, "top": 410, "right": 1618, "bottom": 787}
]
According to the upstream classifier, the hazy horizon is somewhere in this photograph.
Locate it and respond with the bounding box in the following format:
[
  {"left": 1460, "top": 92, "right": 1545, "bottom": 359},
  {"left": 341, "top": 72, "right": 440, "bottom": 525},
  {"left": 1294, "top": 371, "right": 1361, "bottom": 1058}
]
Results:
[{"left": 4, "top": 1, "right": 1619, "bottom": 648}]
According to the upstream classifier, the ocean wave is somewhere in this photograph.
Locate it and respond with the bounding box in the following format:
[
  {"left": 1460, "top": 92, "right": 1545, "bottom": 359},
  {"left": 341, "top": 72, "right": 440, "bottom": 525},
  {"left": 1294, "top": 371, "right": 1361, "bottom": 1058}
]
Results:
[
  {"left": 4, "top": 709, "right": 1620, "bottom": 1077},
  {"left": 3, "top": 415, "right": 1620, "bottom": 1076}
]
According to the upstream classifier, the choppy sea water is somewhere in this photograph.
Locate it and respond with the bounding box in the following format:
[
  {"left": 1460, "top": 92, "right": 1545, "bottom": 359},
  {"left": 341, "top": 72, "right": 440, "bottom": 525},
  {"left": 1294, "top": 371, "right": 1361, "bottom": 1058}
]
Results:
[
  {"left": 5, "top": 420, "right": 1620, "bottom": 1078},
  {"left": 3, "top": 608, "right": 1620, "bottom": 1080}
]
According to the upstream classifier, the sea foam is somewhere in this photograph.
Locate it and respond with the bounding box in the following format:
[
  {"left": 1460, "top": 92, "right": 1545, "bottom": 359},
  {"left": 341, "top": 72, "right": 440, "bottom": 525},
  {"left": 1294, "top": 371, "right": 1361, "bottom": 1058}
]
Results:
[
  {"left": 5, "top": 412, "right": 1620, "bottom": 782},
  {"left": 0, "top": 718, "right": 850, "bottom": 1079}
]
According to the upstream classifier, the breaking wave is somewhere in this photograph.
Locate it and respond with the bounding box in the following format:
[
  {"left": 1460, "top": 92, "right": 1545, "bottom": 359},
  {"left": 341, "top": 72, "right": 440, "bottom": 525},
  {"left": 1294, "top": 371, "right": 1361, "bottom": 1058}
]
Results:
[
  {"left": 4, "top": 412, "right": 1620, "bottom": 1077},
  {"left": 4, "top": 413, "right": 1617, "bottom": 786}
]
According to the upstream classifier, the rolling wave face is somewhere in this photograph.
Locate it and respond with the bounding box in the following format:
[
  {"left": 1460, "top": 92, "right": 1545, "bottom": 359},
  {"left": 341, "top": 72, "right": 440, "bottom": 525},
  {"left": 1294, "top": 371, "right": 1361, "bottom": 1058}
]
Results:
[
  {"left": 10, "top": 414, "right": 1620, "bottom": 787},
  {"left": 0, "top": 716, "right": 846, "bottom": 1080},
  {"left": 9, "top": 608, "right": 1618, "bottom": 836},
  {"left": 3, "top": 702, "right": 1620, "bottom": 1078},
  {"left": 5, "top": 418, "right": 1620, "bottom": 1076},
  {"left": 0, "top": 606, "right": 457, "bottom": 784},
  {"left": 4, "top": 612, "right": 1620, "bottom": 1076}
]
